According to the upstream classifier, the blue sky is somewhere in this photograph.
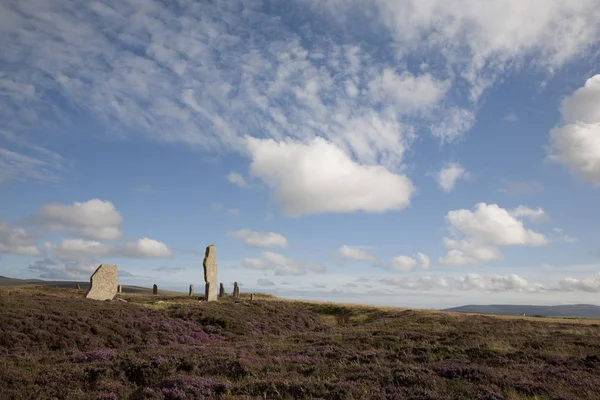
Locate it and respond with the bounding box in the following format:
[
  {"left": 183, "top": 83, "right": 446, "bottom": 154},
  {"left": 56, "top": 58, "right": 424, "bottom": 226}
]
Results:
[{"left": 1, "top": 0, "right": 600, "bottom": 308}]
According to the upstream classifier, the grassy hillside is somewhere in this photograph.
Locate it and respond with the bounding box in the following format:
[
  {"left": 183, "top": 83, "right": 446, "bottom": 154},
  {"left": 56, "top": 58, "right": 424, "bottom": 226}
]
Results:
[{"left": 1, "top": 286, "right": 599, "bottom": 399}]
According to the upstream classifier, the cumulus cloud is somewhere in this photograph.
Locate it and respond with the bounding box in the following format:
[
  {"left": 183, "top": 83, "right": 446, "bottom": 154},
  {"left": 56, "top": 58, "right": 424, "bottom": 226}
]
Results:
[
  {"left": 417, "top": 253, "right": 431, "bottom": 269},
  {"left": 556, "top": 273, "right": 600, "bottom": 293},
  {"left": 510, "top": 206, "right": 548, "bottom": 223},
  {"left": 435, "top": 162, "right": 469, "bottom": 192},
  {"left": 226, "top": 172, "right": 248, "bottom": 188},
  {"left": 242, "top": 257, "right": 271, "bottom": 270},
  {"left": 248, "top": 137, "right": 414, "bottom": 217},
  {"left": 439, "top": 203, "right": 547, "bottom": 266},
  {"left": 337, "top": 245, "right": 378, "bottom": 262},
  {"left": 548, "top": 75, "right": 600, "bottom": 185},
  {"left": 230, "top": 229, "right": 288, "bottom": 248},
  {"left": 380, "top": 273, "right": 544, "bottom": 293},
  {"left": 44, "top": 237, "right": 171, "bottom": 259},
  {"left": 241, "top": 251, "right": 320, "bottom": 276},
  {"left": 0, "top": 219, "right": 40, "bottom": 256},
  {"left": 391, "top": 256, "right": 417, "bottom": 272},
  {"left": 34, "top": 199, "right": 122, "bottom": 240}
]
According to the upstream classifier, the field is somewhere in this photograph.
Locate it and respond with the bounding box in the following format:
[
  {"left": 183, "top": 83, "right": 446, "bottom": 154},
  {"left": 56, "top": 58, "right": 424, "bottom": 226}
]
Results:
[{"left": 1, "top": 286, "right": 599, "bottom": 399}]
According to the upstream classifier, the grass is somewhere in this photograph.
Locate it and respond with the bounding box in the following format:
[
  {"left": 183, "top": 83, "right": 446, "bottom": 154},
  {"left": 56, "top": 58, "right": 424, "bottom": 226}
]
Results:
[{"left": 1, "top": 286, "right": 599, "bottom": 399}]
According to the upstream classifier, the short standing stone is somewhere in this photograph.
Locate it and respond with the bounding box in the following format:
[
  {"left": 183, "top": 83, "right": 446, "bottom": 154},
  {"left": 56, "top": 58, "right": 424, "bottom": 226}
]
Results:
[
  {"left": 75, "top": 283, "right": 81, "bottom": 290},
  {"left": 117, "top": 285, "right": 122, "bottom": 293},
  {"left": 203, "top": 245, "right": 218, "bottom": 302},
  {"left": 153, "top": 284, "right": 158, "bottom": 295},
  {"left": 189, "top": 284, "right": 194, "bottom": 296},
  {"left": 233, "top": 282, "right": 240, "bottom": 298},
  {"left": 219, "top": 282, "right": 225, "bottom": 298},
  {"left": 85, "top": 264, "right": 118, "bottom": 301},
  {"left": 250, "top": 294, "right": 255, "bottom": 301}
]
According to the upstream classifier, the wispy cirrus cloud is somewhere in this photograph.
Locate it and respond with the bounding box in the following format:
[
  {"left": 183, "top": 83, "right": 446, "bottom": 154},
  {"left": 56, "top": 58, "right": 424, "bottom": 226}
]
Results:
[{"left": 2, "top": 1, "right": 595, "bottom": 173}]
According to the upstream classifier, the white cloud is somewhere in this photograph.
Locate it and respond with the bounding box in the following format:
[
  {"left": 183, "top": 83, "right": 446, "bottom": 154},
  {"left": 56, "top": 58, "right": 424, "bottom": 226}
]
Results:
[
  {"left": 241, "top": 251, "right": 320, "bottom": 276},
  {"left": 510, "top": 206, "right": 548, "bottom": 223},
  {"left": 262, "top": 251, "right": 306, "bottom": 276},
  {"left": 391, "top": 255, "right": 417, "bottom": 272},
  {"left": 368, "top": 69, "right": 449, "bottom": 112},
  {"left": 247, "top": 137, "right": 414, "bottom": 217},
  {"left": 380, "top": 273, "right": 544, "bottom": 293},
  {"left": 1, "top": 0, "right": 598, "bottom": 176},
  {"left": 431, "top": 108, "right": 476, "bottom": 143},
  {"left": 35, "top": 199, "right": 122, "bottom": 240},
  {"left": 417, "top": 253, "right": 430, "bottom": 269},
  {"left": 548, "top": 75, "right": 600, "bottom": 185},
  {"left": 242, "top": 257, "right": 272, "bottom": 270},
  {"left": 226, "top": 172, "right": 248, "bottom": 188},
  {"left": 337, "top": 245, "right": 377, "bottom": 262},
  {"left": 446, "top": 203, "right": 547, "bottom": 247},
  {"left": 121, "top": 238, "right": 172, "bottom": 258},
  {"left": 229, "top": 229, "right": 288, "bottom": 248},
  {"left": 435, "top": 162, "right": 468, "bottom": 192},
  {"left": 0, "top": 146, "right": 63, "bottom": 184},
  {"left": 439, "top": 203, "right": 547, "bottom": 266},
  {"left": 45, "top": 237, "right": 171, "bottom": 259},
  {"left": 556, "top": 273, "right": 600, "bottom": 293},
  {"left": 0, "top": 219, "right": 40, "bottom": 256}
]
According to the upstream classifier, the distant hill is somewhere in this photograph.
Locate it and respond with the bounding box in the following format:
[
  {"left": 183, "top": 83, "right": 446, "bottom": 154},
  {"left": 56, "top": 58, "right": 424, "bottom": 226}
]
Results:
[
  {"left": 0, "top": 275, "right": 184, "bottom": 295},
  {"left": 443, "top": 304, "right": 600, "bottom": 318}
]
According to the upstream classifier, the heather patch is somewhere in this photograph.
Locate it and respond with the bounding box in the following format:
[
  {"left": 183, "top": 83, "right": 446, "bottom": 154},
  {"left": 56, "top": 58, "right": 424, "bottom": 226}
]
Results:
[{"left": 1, "top": 290, "right": 599, "bottom": 399}]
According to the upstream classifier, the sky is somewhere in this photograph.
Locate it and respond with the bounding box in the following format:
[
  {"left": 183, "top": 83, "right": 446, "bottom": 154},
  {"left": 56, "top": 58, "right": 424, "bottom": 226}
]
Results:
[{"left": 1, "top": 0, "right": 600, "bottom": 309}]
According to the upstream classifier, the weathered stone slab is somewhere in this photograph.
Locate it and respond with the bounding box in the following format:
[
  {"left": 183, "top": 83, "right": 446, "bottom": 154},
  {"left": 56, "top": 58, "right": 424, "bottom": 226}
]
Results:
[
  {"left": 85, "top": 264, "right": 117, "bottom": 301},
  {"left": 219, "top": 282, "right": 225, "bottom": 298},
  {"left": 153, "top": 284, "right": 158, "bottom": 295},
  {"left": 117, "top": 285, "right": 122, "bottom": 293},
  {"left": 203, "top": 245, "right": 218, "bottom": 301},
  {"left": 189, "top": 284, "right": 194, "bottom": 296}
]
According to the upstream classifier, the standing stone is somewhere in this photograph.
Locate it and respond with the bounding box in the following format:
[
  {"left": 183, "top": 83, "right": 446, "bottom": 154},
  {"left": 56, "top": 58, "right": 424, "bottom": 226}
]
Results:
[
  {"left": 219, "top": 282, "right": 225, "bottom": 298},
  {"left": 203, "top": 245, "right": 218, "bottom": 301},
  {"left": 233, "top": 282, "right": 240, "bottom": 298},
  {"left": 85, "top": 264, "right": 118, "bottom": 301},
  {"left": 117, "top": 285, "right": 122, "bottom": 293},
  {"left": 75, "top": 283, "right": 81, "bottom": 290},
  {"left": 250, "top": 294, "right": 255, "bottom": 301},
  {"left": 189, "top": 284, "right": 194, "bottom": 296},
  {"left": 153, "top": 284, "right": 158, "bottom": 295}
]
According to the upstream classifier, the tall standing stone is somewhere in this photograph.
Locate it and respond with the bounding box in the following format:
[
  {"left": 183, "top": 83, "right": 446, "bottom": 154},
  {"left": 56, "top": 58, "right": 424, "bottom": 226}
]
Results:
[
  {"left": 153, "top": 284, "right": 158, "bottom": 295},
  {"left": 203, "top": 245, "right": 218, "bottom": 301},
  {"left": 219, "top": 282, "right": 225, "bottom": 298},
  {"left": 233, "top": 282, "right": 240, "bottom": 298},
  {"left": 117, "top": 285, "right": 122, "bottom": 293},
  {"left": 189, "top": 284, "right": 194, "bottom": 296},
  {"left": 85, "top": 264, "right": 118, "bottom": 301}
]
